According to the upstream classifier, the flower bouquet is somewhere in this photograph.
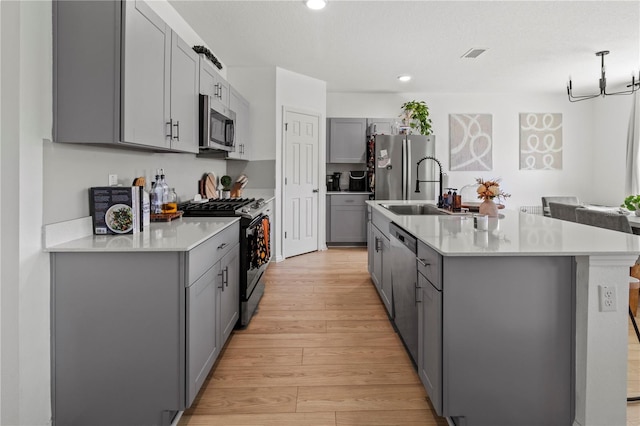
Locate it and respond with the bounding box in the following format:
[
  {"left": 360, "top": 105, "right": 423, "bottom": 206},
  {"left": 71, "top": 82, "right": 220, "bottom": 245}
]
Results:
[{"left": 476, "top": 177, "right": 510, "bottom": 217}]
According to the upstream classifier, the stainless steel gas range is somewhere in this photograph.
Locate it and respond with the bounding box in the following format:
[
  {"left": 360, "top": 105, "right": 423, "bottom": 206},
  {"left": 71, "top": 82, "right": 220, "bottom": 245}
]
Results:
[{"left": 178, "top": 198, "right": 271, "bottom": 326}]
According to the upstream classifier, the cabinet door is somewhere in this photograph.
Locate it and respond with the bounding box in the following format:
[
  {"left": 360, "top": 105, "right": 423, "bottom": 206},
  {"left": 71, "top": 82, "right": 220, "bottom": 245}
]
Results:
[
  {"left": 186, "top": 263, "right": 220, "bottom": 407},
  {"left": 379, "top": 233, "right": 393, "bottom": 316},
  {"left": 199, "top": 56, "right": 217, "bottom": 97},
  {"left": 216, "top": 78, "right": 230, "bottom": 108},
  {"left": 169, "top": 32, "right": 199, "bottom": 153},
  {"left": 367, "top": 221, "right": 374, "bottom": 276},
  {"left": 366, "top": 118, "right": 396, "bottom": 136},
  {"left": 122, "top": 0, "right": 171, "bottom": 150},
  {"left": 418, "top": 272, "right": 443, "bottom": 415},
  {"left": 330, "top": 204, "right": 367, "bottom": 242},
  {"left": 227, "top": 87, "right": 251, "bottom": 160},
  {"left": 219, "top": 244, "right": 240, "bottom": 344},
  {"left": 369, "top": 225, "right": 383, "bottom": 290},
  {"left": 328, "top": 118, "right": 366, "bottom": 163},
  {"left": 200, "top": 58, "right": 230, "bottom": 110}
]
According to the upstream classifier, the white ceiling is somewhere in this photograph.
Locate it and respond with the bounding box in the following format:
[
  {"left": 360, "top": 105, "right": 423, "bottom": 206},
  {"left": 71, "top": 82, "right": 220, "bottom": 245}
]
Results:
[{"left": 169, "top": 0, "right": 640, "bottom": 95}]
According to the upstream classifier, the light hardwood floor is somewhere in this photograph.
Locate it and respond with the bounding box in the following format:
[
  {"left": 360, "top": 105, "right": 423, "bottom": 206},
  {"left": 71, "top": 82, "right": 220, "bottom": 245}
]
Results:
[{"left": 180, "top": 247, "right": 640, "bottom": 426}]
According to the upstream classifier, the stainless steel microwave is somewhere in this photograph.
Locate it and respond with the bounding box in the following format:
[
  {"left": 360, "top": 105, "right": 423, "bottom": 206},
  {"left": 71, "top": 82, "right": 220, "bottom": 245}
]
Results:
[{"left": 199, "top": 94, "right": 235, "bottom": 151}]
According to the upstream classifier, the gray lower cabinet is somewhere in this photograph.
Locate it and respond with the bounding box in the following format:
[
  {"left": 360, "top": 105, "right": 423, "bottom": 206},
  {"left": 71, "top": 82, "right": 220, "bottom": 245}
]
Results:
[
  {"left": 54, "top": 0, "right": 199, "bottom": 153},
  {"left": 417, "top": 270, "right": 442, "bottom": 415},
  {"left": 328, "top": 194, "right": 368, "bottom": 243},
  {"left": 416, "top": 241, "right": 574, "bottom": 425},
  {"left": 51, "top": 222, "right": 239, "bottom": 426},
  {"left": 367, "top": 209, "right": 392, "bottom": 316}
]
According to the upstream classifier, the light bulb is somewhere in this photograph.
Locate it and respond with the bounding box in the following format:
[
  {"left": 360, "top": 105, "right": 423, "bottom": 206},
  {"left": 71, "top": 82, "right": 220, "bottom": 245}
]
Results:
[
  {"left": 305, "top": 0, "right": 326, "bottom": 10},
  {"left": 398, "top": 75, "right": 412, "bottom": 82}
]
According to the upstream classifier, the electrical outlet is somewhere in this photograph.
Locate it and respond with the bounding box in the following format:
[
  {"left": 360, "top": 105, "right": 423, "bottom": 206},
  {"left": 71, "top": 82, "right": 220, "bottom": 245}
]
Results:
[
  {"left": 598, "top": 285, "right": 617, "bottom": 312},
  {"left": 108, "top": 174, "right": 118, "bottom": 186}
]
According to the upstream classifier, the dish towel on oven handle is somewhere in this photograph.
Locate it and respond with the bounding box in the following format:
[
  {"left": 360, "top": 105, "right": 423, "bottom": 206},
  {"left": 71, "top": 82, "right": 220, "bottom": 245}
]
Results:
[{"left": 249, "top": 216, "right": 270, "bottom": 269}]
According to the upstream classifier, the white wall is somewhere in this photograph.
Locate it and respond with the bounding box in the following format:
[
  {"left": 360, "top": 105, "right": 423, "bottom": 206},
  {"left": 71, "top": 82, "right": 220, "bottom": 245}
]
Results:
[
  {"left": 327, "top": 92, "right": 615, "bottom": 210},
  {"left": 1, "top": 1, "right": 52, "bottom": 425},
  {"left": 226, "top": 67, "right": 277, "bottom": 161},
  {"left": 592, "top": 95, "right": 634, "bottom": 206}
]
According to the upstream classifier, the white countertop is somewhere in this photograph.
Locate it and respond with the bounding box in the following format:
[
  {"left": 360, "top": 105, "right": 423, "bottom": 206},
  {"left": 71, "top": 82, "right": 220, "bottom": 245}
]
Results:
[
  {"left": 368, "top": 200, "right": 640, "bottom": 257},
  {"left": 46, "top": 217, "right": 239, "bottom": 253}
]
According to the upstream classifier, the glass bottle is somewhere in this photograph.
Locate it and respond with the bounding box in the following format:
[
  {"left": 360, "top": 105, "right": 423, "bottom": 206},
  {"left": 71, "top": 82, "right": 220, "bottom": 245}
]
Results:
[
  {"left": 164, "top": 188, "right": 178, "bottom": 213},
  {"left": 151, "top": 173, "right": 163, "bottom": 214},
  {"left": 159, "top": 169, "right": 170, "bottom": 213}
]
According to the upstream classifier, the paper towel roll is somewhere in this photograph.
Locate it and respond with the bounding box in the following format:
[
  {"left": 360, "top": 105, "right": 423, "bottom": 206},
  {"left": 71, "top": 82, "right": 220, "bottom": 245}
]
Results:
[{"left": 442, "top": 173, "right": 449, "bottom": 193}]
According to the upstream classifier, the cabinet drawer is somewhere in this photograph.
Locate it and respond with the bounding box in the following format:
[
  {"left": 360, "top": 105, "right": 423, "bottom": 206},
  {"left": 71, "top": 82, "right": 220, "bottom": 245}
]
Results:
[
  {"left": 187, "top": 222, "right": 239, "bottom": 285},
  {"left": 417, "top": 242, "right": 442, "bottom": 290},
  {"left": 331, "top": 194, "right": 368, "bottom": 206}
]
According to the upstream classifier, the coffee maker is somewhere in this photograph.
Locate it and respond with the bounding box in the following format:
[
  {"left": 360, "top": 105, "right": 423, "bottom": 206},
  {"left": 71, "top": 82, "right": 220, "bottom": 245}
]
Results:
[
  {"left": 326, "top": 175, "right": 334, "bottom": 191},
  {"left": 331, "top": 172, "right": 342, "bottom": 191}
]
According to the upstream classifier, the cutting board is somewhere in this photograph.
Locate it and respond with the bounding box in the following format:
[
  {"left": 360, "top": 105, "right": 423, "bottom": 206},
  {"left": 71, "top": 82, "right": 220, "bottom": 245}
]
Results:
[{"left": 203, "top": 173, "right": 217, "bottom": 199}]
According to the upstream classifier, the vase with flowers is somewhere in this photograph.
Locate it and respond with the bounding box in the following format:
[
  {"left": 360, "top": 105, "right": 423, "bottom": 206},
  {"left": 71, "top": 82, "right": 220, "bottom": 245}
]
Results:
[{"left": 476, "top": 177, "right": 510, "bottom": 217}]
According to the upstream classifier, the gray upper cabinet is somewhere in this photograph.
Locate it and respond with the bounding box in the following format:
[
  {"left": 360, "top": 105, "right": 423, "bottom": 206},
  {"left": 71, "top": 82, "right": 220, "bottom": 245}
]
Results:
[
  {"left": 227, "top": 86, "right": 251, "bottom": 160},
  {"left": 167, "top": 33, "right": 200, "bottom": 153},
  {"left": 53, "top": 0, "right": 199, "bottom": 153},
  {"left": 199, "top": 56, "right": 229, "bottom": 108},
  {"left": 366, "top": 118, "right": 397, "bottom": 136},
  {"left": 327, "top": 118, "right": 367, "bottom": 163},
  {"left": 121, "top": 0, "right": 171, "bottom": 150}
]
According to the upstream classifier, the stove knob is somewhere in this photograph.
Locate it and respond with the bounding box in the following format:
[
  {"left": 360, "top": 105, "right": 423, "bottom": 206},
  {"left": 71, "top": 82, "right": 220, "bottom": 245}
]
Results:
[{"left": 241, "top": 207, "right": 250, "bottom": 213}]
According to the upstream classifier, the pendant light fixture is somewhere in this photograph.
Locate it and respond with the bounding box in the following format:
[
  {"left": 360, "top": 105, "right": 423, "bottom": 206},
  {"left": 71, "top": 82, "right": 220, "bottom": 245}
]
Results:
[
  {"left": 305, "top": 0, "right": 327, "bottom": 10},
  {"left": 567, "top": 51, "right": 639, "bottom": 102}
]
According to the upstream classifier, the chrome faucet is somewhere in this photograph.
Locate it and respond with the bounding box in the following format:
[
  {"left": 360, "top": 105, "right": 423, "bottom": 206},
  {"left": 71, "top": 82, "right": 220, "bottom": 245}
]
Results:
[{"left": 415, "top": 156, "right": 444, "bottom": 208}]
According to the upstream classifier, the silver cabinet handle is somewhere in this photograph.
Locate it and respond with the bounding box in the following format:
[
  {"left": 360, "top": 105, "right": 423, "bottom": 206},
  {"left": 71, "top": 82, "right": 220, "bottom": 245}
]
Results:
[
  {"left": 173, "top": 120, "right": 180, "bottom": 141},
  {"left": 166, "top": 119, "right": 173, "bottom": 138},
  {"left": 312, "top": 189, "right": 319, "bottom": 193},
  {"left": 223, "top": 266, "right": 229, "bottom": 287},
  {"left": 417, "top": 258, "right": 430, "bottom": 267},
  {"left": 415, "top": 281, "right": 422, "bottom": 304},
  {"left": 218, "top": 242, "right": 227, "bottom": 250},
  {"left": 374, "top": 237, "right": 381, "bottom": 252}
]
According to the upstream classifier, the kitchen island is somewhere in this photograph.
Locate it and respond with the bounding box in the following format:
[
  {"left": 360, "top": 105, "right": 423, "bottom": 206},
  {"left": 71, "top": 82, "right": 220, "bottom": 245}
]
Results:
[{"left": 367, "top": 200, "right": 640, "bottom": 426}]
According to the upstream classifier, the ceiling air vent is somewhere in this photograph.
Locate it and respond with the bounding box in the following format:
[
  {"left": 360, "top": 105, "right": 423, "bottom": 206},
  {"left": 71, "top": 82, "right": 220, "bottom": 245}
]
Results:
[{"left": 461, "top": 48, "right": 487, "bottom": 59}]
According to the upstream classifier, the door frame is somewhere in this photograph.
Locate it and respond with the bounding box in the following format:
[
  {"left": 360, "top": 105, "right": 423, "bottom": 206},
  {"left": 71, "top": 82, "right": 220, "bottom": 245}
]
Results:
[{"left": 280, "top": 106, "right": 326, "bottom": 261}]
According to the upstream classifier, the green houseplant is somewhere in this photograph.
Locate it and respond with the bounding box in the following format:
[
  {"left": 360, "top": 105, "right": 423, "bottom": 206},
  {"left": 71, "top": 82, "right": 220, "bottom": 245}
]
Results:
[
  {"left": 220, "top": 175, "right": 232, "bottom": 199},
  {"left": 622, "top": 195, "right": 640, "bottom": 216},
  {"left": 400, "top": 100, "right": 433, "bottom": 136}
]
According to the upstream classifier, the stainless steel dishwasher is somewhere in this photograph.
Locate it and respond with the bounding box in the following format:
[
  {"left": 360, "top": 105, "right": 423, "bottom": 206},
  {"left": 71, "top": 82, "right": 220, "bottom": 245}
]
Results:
[{"left": 389, "top": 222, "right": 419, "bottom": 366}]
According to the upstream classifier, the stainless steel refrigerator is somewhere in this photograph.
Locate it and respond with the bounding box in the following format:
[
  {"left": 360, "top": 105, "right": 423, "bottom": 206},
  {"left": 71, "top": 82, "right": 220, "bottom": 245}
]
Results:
[{"left": 373, "top": 134, "right": 436, "bottom": 200}]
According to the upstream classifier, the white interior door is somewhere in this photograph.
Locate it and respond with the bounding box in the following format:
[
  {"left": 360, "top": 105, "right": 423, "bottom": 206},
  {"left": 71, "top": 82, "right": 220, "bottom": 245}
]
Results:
[{"left": 284, "top": 110, "right": 319, "bottom": 258}]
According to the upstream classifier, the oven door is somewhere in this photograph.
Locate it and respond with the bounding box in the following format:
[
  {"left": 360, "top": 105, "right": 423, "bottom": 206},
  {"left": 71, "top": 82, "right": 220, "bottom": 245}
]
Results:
[{"left": 244, "top": 213, "right": 271, "bottom": 300}]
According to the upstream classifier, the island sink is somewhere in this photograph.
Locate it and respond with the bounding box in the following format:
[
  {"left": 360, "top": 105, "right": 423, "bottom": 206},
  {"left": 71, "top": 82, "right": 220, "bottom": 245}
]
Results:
[{"left": 381, "top": 203, "right": 449, "bottom": 216}]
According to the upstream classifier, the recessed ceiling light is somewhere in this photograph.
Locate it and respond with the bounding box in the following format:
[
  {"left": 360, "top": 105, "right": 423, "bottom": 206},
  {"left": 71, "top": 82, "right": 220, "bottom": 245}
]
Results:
[
  {"left": 305, "top": 0, "right": 327, "bottom": 10},
  {"left": 398, "top": 75, "right": 412, "bottom": 82}
]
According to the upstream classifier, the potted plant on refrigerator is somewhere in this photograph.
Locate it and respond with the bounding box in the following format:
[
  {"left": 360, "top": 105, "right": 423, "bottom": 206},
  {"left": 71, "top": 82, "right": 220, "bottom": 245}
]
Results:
[
  {"left": 622, "top": 194, "right": 640, "bottom": 216},
  {"left": 400, "top": 100, "right": 433, "bottom": 136}
]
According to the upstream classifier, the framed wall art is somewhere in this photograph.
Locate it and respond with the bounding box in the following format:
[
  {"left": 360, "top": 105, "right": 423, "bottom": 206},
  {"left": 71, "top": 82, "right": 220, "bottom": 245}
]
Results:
[
  {"left": 449, "top": 114, "right": 493, "bottom": 171},
  {"left": 519, "top": 113, "right": 563, "bottom": 170}
]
